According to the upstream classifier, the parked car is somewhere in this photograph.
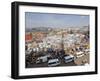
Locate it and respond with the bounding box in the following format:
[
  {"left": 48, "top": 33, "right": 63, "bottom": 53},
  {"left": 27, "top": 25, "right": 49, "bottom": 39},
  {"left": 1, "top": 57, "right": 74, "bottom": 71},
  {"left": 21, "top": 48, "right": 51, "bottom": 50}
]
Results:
[
  {"left": 84, "top": 49, "right": 89, "bottom": 53},
  {"left": 75, "top": 51, "right": 84, "bottom": 58},
  {"left": 48, "top": 59, "right": 60, "bottom": 67},
  {"left": 36, "top": 54, "right": 51, "bottom": 64},
  {"left": 64, "top": 55, "right": 75, "bottom": 63}
]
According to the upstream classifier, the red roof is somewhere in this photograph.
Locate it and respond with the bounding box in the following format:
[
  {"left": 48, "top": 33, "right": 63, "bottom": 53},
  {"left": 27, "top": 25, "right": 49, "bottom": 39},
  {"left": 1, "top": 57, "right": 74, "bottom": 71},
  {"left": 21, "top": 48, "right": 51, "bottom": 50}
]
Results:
[{"left": 25, "top": 33, "right": 32, "bottom": 41}]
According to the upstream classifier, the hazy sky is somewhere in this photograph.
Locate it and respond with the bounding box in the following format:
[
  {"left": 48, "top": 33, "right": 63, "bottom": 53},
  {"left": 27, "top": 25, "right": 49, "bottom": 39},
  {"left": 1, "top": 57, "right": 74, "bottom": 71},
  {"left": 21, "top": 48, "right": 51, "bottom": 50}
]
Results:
[{"left": 25, "top": 12, "right": 89, "bottom": 29}]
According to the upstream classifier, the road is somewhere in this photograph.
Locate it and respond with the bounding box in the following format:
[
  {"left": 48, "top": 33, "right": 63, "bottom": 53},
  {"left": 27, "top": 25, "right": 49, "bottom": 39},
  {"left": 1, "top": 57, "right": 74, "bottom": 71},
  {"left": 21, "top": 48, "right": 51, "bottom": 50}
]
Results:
[
  {"left": 25, "top": 51, "right": 89, "bottom": 68},
  {"left": 26, "top": 61, "right": 77, "bottom": 68}
]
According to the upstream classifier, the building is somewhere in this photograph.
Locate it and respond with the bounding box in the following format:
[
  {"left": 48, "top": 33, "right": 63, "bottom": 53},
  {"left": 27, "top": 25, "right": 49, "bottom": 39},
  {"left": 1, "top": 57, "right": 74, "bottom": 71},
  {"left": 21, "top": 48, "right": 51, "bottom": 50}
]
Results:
[{"left": 25, "top": 32, "right": 32, "bottom": 43}]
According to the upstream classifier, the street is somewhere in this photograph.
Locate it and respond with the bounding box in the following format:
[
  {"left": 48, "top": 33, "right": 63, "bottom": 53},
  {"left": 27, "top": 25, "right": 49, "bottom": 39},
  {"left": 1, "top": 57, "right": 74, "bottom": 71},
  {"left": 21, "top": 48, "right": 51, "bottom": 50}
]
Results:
[{"left": 26, "top": 60, "right": 77, "bottom": 68}]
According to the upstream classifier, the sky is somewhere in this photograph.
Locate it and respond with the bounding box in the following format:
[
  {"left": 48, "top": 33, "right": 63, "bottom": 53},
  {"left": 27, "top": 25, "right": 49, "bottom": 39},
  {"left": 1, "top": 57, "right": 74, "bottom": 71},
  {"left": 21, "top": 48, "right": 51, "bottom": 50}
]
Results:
[{"left": 25, "top": 12, "right": 89, "bottom": 29}]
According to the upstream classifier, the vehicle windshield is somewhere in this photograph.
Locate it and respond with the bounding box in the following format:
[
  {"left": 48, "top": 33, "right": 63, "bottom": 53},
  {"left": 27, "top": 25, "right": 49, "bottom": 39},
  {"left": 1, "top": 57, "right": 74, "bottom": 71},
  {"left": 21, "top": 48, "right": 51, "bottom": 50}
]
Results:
[
  {"left": 48, "top": 61, "right": 58, "bottom": 65},
  {"left": 65, "top": 57, "right": 73, "bottom": 60}
]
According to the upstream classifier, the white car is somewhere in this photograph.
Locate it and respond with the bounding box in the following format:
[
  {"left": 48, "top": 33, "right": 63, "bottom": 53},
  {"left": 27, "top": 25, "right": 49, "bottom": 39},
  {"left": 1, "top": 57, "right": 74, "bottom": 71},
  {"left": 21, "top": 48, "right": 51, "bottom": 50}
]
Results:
[
  {"left": 76, "top": 51, "right": 84, "bottom": 58},
  {"left": 64, "top": 55, "right": 75, "bottom": 63},
  {"left": 48, "top": 59, "right": 60, "bottom": 67},
  {"left": 36, "top": 55, "right": 51, "bottom": 64},
  {"left": 84, "top": 49, "right": 89, "bottom": 53}
]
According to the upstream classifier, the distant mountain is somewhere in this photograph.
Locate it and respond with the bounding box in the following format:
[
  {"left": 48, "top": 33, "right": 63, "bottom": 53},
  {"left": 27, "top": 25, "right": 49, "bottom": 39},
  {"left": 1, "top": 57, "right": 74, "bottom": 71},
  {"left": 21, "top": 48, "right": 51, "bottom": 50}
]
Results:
[
  {"left": 25, "top": 27, "right": 53, "bottom": 32},
  {"left": 25, "top": 26, "right": 89, "bottom": 32}
]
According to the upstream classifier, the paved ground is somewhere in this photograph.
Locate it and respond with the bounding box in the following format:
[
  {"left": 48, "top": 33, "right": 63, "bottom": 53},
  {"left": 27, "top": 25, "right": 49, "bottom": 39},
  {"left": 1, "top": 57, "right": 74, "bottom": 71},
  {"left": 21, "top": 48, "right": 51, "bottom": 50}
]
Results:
[
  {"left": 26, "top": 60, "right": 77, "bottom": 68},
  {"left": 74, "top": 53, "right": 89, "bottom": 65},
  {"left": 25, "top": 52, "right": 89, "bottom": 68}
]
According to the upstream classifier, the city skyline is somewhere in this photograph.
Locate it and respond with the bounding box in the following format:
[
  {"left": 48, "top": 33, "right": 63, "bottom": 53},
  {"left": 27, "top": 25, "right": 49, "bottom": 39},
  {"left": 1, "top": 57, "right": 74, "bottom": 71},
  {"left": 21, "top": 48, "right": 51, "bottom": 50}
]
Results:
[{"left": 25, "top": 12, "right": 89, "bottom": 29}]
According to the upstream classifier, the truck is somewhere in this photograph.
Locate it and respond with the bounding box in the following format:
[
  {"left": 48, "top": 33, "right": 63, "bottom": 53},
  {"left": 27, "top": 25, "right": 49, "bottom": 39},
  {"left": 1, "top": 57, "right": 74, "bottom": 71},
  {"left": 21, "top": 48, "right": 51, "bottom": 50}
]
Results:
[{"left": 36, "top": 54, "right": 51, "bottom": 64}]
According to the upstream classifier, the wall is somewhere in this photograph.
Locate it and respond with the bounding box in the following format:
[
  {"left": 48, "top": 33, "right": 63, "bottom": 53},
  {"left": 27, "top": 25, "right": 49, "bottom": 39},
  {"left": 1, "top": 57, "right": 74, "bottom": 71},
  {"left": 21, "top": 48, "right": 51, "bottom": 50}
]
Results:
[{"left": 0, "top": 0, "right": 99, "bottom": 81}]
